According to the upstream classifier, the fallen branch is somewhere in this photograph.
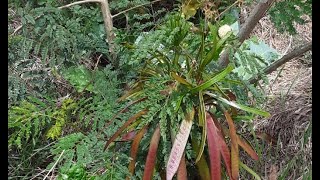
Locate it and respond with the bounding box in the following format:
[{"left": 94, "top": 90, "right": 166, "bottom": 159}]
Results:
[
  {"left": 42, "top": 150, "right": 65, "bottom": 180},
  {"left": 249, "top": 41, "right": 312, "bottom": 84},
  {"left": 218, "top": 0, "right": 275, "bottom": 69}
]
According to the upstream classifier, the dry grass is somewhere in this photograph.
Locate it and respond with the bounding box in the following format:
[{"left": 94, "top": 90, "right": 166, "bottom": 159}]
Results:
[{"left": 239, "top": 5, "right": 312, "bottom": 180}]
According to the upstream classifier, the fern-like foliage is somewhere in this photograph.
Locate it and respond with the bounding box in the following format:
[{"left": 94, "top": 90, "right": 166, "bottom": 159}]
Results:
[{"left": 269, "top": 0, "right": 311, "bottom": 34}]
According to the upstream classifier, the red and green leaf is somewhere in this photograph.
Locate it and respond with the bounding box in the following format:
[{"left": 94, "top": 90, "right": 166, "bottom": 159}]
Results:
[
  {"left": 224, "top": 111, "right": 239, "bottom": 179},
  {"left": 237, "top": 135, "right": 259, "bottom": 161},
  {"left": 166, "top": 109, "right": 194, "bottom": 180},
  {"left": 127, "top": 125, "right": 148, "bottom": 179},
  {"left": 143, "top": 125, "right": 161, "bottom": 180},
  {"left": 208, "top": 113, "right": 233, "bottom": 179},
  {"left": 206, "top": 112, "right": 221, "bottom": 180},
  {"left": 104, "top": 109, "right": 148, "bottom": 150}
]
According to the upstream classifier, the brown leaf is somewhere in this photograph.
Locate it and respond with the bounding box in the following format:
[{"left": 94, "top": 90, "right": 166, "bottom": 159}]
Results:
[
  {"left": 143, "top": 125, "right": 161, "bottom": 180},
  {"left": 268, "top": 165, "right": 278, "bottom": 180},
  {"left": 127, "top": 125, "right": 148, "bottom": 180},
  {"left": 237, "top": 135, "right": 259, "bottom": 161},
  {"left": 224, "top": 111, "right": 239, "bottom": 179},
  {"left": 104, "top": 109, "right": 148, "bottom": 151}
]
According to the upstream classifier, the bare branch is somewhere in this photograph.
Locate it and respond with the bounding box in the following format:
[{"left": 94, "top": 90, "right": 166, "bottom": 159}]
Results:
[
  {"left": 58, "top": 0, "right": 102, "bottom": 9},
  {"left": 218, "top": 0, "right": 276, "bottom": 69},
  {"left": 249, "top": 41, "right": 312, "bottom": 84},
  {"left": 112, "top": 0, "right": 163, "bottom": 19}
]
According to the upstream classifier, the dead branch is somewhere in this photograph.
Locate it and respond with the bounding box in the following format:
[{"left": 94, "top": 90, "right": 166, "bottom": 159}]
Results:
[
  {"left": 58, "top": 0, "right": 102, "bottom": 9},
  {"left": 249, "top": 41, "right": 312, "bottom": 84}
]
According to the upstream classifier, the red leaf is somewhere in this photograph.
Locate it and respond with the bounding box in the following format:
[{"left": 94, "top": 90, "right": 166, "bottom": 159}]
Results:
[
  {"left": 237, "top": 135, "right": 259, "bottom": 161},
  {"left": 104, "top": 109, "right": 148, "bottom": 151},
  {"left": 177, "top": 153, "right": 188, "bottom": 180},
  {"left": 120, "top": 130, "right": 137, "bottom": 141},
  {"left": 166, "top": 109, "right": 194, "bottom": 180},
  {"left": 224, "top": 111, "right": 239, "bottom": 179},
  {"left": 206, "top": 112, "right": 221, "bottom": 180},
  {"left": 207, "top": 113, "right": 233, "bottom": 179},
  {"left": 127, "top": 125, "right": 148, "bottom": 180},
  {"left": 143, "top": 125, "right": 161, "bottom": 180}
]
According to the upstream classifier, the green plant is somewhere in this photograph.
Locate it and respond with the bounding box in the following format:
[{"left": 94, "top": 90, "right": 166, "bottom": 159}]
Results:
[
  {"left": 104, "top": 14, "right": 270, "bottom": 179},
  {"left": 269, "top": 0, "right": 311, "bottom": 34}
]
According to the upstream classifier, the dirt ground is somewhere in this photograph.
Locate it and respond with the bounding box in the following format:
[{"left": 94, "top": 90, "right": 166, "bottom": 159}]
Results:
[{"left": 240, "top": 6, "right": 312, "bottom": 180}]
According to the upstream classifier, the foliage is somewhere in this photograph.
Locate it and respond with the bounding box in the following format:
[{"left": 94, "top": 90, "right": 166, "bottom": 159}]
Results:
[
  {"left": 269, "top": 0, "right": 311, "bottom": 34},
  {"left": 104, "top": 13, "right": 270, "bottom": 179}
]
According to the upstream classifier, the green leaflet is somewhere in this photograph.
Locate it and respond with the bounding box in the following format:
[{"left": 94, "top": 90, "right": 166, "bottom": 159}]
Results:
[
  {"left": 205, "top": 92, "right": 270, "bottom": 117},
  {"left": 191, "top": 64, "right": 234, "bottom": 93}
]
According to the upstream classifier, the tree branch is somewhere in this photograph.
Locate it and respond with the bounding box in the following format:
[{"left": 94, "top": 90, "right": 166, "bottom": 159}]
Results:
[
  {"left": 217, "top": 0, "right": 276, "bottom": 69},
  {"left": 112, "top": 0, "right": 163, "bottom": 19},
  {"left": 249, "top": 41, "right": 312, "bottom": 84},
  {"left": 58, "top": 0, "right": 102, "bottom": 9}
]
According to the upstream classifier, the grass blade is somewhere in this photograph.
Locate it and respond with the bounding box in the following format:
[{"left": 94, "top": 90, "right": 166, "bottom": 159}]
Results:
[{"left": 239, "top": 161, "right": 261, "bottom": 180}]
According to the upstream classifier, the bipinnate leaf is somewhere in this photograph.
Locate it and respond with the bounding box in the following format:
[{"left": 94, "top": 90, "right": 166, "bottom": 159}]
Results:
[
  {"left": 224, "top": 111, "right": 239, "bottom": 179},
  {"left": 237, "top": 135, "right": 259, "bottom": 161},
  {"left": 143, "top": 125, "right": 161, "bottom": 180},
  {"left": 127, "top": 125, "right": 148, "bottom": 180},
  {"left": 104, "top": 109, "right": 148, "bottom": 150},
  {"left": 166, "top": 109, "right": 194, "bottom": 180},
  {"left": 206, "top": 112, "right": 221, "bottom": 180}
]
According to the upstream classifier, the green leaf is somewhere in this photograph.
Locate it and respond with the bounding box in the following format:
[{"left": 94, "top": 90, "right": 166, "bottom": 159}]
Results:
[
  {"left": 191, "top": 64, "right": 234, "bottom": 93},
  {"left": 205, "top": 92, "right": 270, "bottom": 117},
  {"left": 239, "top": 161, "right": 261, "bottom": 180}
]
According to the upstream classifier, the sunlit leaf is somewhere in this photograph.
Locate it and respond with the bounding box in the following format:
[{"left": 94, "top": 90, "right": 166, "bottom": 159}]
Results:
[
  {"left": 167, "top": 109, "right": 194, "bottom": 180},
  {"left": 104, "top": 109, "right": 148, "bottom": 150},
  {"left": 143, "top": 125, "right": 161, "bottom": 180},
  {"left": 206, "top": 92, "right": 270, "bottom": 117}
]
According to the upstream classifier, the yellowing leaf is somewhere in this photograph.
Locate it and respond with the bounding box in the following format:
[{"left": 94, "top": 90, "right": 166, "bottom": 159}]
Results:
[
  {"left": 224, "top": 111, "right": 239, "bottom": 179},
  {"left": 237, "top": 135, "right": 259, "bottom": 161},
  {"left": 166, "top": 109, "right": 194, "bottom": 180},
  {"left": 181, "top": 0, "right": 203, "bottom": 19},
  {"left": 171, "top": 72, "right": 192, "bottom": 87}
]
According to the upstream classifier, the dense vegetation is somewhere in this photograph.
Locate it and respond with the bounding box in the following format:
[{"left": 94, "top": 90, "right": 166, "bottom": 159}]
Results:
[{"left": 8, "top": 0, "right": 311, "bottom": 179}]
